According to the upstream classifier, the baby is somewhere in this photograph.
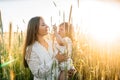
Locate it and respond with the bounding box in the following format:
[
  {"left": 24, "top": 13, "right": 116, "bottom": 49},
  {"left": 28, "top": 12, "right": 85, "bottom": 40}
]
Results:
[{"left": 53, "top": 22, "right": 75, "bottom": 80}]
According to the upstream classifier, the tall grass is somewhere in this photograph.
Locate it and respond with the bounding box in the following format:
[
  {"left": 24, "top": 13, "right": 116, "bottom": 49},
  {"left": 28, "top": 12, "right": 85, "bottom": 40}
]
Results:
[
  {"left": 0, "top": 23, "right": 120, "bottom": 80},
  {"left": 72, "top": 33, "right": 120, "bottom": 80},
  {"left": 0, "top": 23, "right": 32, "bottom": 80}
]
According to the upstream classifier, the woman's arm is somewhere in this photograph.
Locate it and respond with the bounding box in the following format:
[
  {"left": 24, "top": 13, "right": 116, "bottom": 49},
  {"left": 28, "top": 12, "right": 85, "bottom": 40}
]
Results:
[
  {"left": 55, "top": 52, "right": 68, "bottom": 63},
  {"left": 25, "top": 50, "right": 53, "bottom": 78},
  {"left": 53, "top": 42, "right": 68, "bottom": 63}
]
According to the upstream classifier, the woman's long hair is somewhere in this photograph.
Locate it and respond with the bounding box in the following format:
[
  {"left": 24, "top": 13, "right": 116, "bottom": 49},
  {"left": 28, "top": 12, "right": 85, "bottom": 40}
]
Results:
[
  {"left": 59, "top": 22, "right": 74, "bottom": 41},
  {"left": 23, "top": 16, "right": 41, "bottom": 68}
]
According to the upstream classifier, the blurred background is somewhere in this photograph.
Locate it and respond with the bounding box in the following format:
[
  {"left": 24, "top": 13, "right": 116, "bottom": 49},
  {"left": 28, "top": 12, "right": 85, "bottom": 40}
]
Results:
[{"left": 0, "top": 0, "right": 120, "bottom": 80}]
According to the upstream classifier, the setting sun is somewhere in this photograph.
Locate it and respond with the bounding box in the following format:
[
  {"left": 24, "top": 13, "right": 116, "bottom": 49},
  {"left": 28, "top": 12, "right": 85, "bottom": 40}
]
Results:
[
  {"left": 73, "top": 1, "right": 120, "bottom": 43},
  {"left": 89, "top": 25, "right": 119, "bottom": 43}
]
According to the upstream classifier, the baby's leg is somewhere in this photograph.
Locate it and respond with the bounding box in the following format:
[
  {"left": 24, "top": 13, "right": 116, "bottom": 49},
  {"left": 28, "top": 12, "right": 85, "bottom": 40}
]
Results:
[{"left": 59, "top": 70, "right": 68, "bottom": 80}]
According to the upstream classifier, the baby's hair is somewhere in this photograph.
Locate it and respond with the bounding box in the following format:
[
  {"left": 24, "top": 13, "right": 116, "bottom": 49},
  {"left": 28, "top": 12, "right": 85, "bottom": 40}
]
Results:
[{"left": 59, "top": 22, "right": 74, "bottom": 41}]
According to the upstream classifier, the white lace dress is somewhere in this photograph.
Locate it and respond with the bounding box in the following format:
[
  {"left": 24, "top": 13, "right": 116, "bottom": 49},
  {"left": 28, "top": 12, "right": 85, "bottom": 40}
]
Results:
[
  {"left": 54, "top": 37, "right": 75, "bottom": 71},
  {"left": 25, "top": 40, "right": 60, "bottom": 80}
]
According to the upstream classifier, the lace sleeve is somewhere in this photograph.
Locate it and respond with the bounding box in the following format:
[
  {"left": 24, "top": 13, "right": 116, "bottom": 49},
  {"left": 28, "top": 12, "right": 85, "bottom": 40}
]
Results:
[{"left": 25, "top": 48, "right": 53, "bottom": 78}]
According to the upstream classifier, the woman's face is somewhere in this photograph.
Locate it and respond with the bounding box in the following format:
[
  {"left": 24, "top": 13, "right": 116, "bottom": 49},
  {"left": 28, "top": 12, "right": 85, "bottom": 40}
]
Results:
[
  {"left": 38, "top": 18, "right": 49, "bottom": 36},
  {"left": 58, "top": 25, "right": 65, "bottom": 37}
]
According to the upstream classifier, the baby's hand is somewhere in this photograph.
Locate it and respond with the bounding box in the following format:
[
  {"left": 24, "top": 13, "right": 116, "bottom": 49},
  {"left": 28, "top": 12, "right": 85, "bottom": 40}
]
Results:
[{"left": 53, "top": 24, "right": 57, "bottom": 33}]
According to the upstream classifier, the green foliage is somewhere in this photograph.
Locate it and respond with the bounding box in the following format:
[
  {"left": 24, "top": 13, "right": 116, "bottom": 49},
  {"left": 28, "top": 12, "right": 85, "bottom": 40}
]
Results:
[{"left": 0, "top": 32, "right": 33, "bottom": 80}]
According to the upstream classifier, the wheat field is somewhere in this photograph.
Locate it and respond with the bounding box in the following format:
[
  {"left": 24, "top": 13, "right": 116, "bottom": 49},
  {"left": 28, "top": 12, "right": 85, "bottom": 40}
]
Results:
[{"left": 0, "top": 22, "right": 120, "bottom": 80}]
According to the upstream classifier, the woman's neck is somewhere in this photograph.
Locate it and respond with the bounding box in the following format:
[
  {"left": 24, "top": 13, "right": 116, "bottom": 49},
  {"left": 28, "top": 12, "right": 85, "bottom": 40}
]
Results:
[
  {"left": 37, "top": 36, "right": 45, "bottom": 44},
  {"left": 37, "top": 35, "right": 48, "bottom": 51}
]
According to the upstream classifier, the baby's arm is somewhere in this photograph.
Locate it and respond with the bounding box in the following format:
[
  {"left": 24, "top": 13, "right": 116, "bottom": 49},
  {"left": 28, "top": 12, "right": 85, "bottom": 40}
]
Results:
[
  {"left": 64, "top": 37, "right": 72, "bottom": 57},
  {"left": 53, "top": 25, "right": 66, "bottom": 46}
]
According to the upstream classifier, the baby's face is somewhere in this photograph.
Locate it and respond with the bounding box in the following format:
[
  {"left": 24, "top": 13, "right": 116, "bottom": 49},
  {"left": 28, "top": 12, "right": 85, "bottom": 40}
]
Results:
[{"left": 58, "top": 25, "right": 66, "bottom": 37}]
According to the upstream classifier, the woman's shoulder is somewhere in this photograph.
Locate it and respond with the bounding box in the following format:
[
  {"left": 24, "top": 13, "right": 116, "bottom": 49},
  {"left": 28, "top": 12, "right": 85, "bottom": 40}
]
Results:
[
  {"left": 32, "top": 41, "right": 39, "bottom": 47},
  {"left": 27, "top": 41, "right": 39, "bottom": 51},
  {"left": 25, "top": 42, "right": 39, "bottom": 60}
]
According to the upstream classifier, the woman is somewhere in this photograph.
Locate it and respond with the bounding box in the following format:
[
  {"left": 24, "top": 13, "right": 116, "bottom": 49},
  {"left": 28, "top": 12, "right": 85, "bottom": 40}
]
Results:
[
  {"left": 23, "top": 16, "right": 68, "bottom": 80},
  {"left": 53, "top": 22, "right": 76, "bottom": 80}
]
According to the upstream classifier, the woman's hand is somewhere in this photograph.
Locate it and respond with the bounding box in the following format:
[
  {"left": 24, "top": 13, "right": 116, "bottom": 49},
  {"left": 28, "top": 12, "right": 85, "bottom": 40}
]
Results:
[
  {"left": 68, "top": 69, "right": 76, "bottom": 78},
  {"left": 55, "top": 52, "right": 68, "bottom": 62}
]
